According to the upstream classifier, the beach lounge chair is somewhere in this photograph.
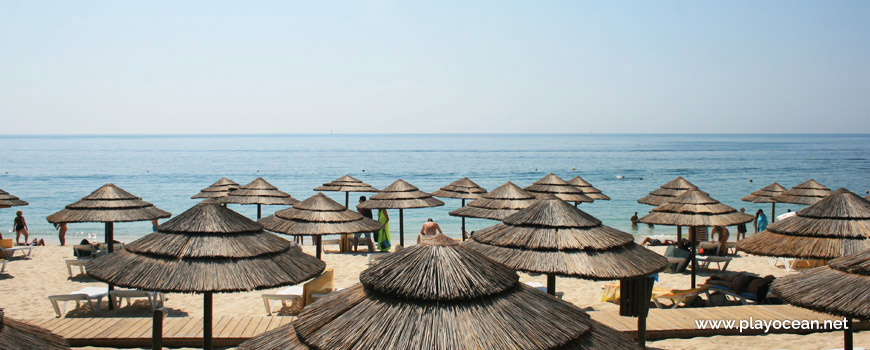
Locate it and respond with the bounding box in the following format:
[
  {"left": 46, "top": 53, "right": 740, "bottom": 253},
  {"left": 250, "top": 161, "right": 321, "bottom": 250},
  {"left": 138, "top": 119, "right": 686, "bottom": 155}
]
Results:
[
  {"left": 1, "top": 260, "right": 6, "bottom": 274},
  {"left": 662, "top": 246, "right": 692, "bottom": 273},
  {"left": 524, "top": 281, "right": 564, "bottom": 298},
  {"left": 695, "top": 255, "right": 732, "bottom": 271},
  {"left": 0, "top": 239, "right": 33, "bottom": 260},
  {"left": 65, "top": 259, "right": 90, "bottom": 277},
  {"left": 702, "top": 274, "right": 775, "bottom": 305},
  {"left": 262, "top": 268, "right": 334, "bottom": 315},
  {"left": 48, "top": 286, "right": 108, "bottom": 317},
  {"left": 98, "top": 242, "right": 125, "bottom": 251},
  {"left": 652, "top": 285, "right": 710, "bottom": 308},
  {"left": 72, "top": 244, "right": 99, "bottom": 258},
  {"left": 109, "top": 289, "right": 167, "bottom": 312}
]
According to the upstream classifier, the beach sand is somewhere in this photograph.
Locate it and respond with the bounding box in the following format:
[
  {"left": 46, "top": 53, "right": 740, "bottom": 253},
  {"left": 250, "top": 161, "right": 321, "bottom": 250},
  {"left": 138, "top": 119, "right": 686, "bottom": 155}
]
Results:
[{"left": 0, "top": 243, "right": 865, "bottom": 349}]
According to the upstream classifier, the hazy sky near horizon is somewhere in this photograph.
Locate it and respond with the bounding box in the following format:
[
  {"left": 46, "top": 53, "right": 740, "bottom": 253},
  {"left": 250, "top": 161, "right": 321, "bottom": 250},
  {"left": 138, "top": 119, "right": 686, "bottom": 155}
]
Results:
[{"left": 2, "top": 1, "right": 868, "bottom": 134}]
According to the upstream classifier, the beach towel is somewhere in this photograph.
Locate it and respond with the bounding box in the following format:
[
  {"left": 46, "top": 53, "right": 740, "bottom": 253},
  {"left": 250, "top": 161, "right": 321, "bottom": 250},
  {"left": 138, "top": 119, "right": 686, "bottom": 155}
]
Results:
[
  {"left": 757, "top": 214, "right": 768, "bottom": 232},
  {"left": 377, "top": 209, "right": 391, "bottom": 251}
]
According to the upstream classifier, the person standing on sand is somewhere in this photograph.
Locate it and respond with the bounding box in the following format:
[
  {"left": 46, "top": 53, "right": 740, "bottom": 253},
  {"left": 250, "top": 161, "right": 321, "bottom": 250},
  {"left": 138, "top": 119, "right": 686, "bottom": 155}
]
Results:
[
  {"left": 418, "top": 218, "right": 443, "bottom": 244},
  {"left": 13, "top": 210, "right": 28, "bottom": 245},
  {"left": 755, "top": 209, "right": 768, "bottom": 233},
  {"left": 354, "top": 196, "right": 376, "bottom": 252},
  {"left": 55, "top": 222, "right": 68, "bottom": 246},
  {"left": 736, "top": 208, "right": 748, "bottom": 240}
]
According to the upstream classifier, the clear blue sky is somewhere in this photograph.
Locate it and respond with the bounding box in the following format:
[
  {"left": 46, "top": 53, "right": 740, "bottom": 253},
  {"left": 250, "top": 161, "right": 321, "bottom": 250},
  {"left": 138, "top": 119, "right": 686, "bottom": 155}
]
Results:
[{"left": 2, "top": 1, "right": 868, "bottom": 134}]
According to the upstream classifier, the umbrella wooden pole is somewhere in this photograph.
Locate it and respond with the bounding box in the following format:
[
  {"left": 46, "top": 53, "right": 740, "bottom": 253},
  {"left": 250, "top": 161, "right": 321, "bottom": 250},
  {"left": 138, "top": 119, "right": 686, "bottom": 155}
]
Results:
[
  {"left": 399, "top": 209, "right": 405, "bottom": 247},
  {"left": 547, "top": 274, "right": 556, "bottom": 296},
  {"left": 257, "top": 204, "right": 262, "bottom": 219},
  {"left": 690, "top": 226, "right": 697, "bottom": 289},
  {"left": 677, "top": 226, "right": 682, "bottom": 241},
  {"left": 771, "top": 203, "right": 776, "bottom": 222},
  {"left": 637, "top": 315, "right": 647, "bottom": 348},
  {"left": 203, "top": 292, "right": 213, "bottom": 350},
  {"left": 845, "top": 318, "right": 853, "bottom": 350},
  {"left": 106, "top": 222, "right": 115, "bottom": 310},
  {"left": 316, "top": 236, "right": 322, "bottom": 259},
  {"left": 461, "top": 199, "right": 466, "bottom": 241},
  {"left": 345, "top": 192, "right": 349, "bottom": 208}
]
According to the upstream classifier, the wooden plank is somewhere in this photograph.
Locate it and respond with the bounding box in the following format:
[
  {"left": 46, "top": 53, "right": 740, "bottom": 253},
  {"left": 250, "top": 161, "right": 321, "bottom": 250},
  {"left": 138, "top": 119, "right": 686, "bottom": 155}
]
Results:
[
  {"left": 78, "top": 318, "right": 117, "bottom": 338},
  {"left": 240, "top": 317, "right": 266, "bottom": 338},
  {"left": 229, "top": 316, "right": 256, "bottom": 338},
  {"left": 178, "top": 316, "right": 204, "bottom": 338},
  {"left": 163, "top": 317, "right": 197, "bottom": 338},
  {"left": 53, "top": 318, "right": 90, "bottom": 337},
  {"left": 108, "top": 318, "right": 141, "bottom": 339},
  {"left": 217, "top": 315, "right": 243, "bottom": 338},
  {"left": 252, "top": 316, "right": 275, "bottom": 336},
  {"left": 93, "top": 317, "right": 131, "bottom": 340},
  {"left": 34, "top": 318, "right": 66, "bottom": 331},
  {"left": 211, "top": 315, "right": 232, "bottom": 338},
  {"left": 116, "top": 318, "right": 149, "bottom": 339}
]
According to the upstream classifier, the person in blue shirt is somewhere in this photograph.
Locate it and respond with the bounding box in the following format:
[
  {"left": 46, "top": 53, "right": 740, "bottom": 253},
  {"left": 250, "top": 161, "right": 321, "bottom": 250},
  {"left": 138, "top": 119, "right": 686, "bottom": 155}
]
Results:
[{"left": 755, "top": 209, "right": 768, "bottom": 233}]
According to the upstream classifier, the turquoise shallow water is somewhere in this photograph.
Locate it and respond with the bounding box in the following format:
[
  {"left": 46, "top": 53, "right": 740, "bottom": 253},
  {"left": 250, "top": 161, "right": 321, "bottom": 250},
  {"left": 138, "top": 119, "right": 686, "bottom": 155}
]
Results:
[{"left": 0, "top": 134, "right": 868, "bottom": 244}]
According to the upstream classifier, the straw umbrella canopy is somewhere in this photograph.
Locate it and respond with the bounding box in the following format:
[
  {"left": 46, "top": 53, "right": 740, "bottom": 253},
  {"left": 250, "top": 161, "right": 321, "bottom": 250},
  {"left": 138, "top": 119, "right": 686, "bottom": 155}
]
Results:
[
  {"left": 259, "top": 193, "right": 383, "bottom": 259},
  {"left": 637, "top": 176, "right": 697, "bottom": 206},
  {"left": 639, "top": 189, "right": 754, "bottom": 288},
  {"left": 432, "top": 177, "right": 487, "bottom": 240},
  {"left": 525, "top": 173, "right": 593, "bottom": 203},
  {"left": 86, "top": 202, "right": 325, "bottom": 350},
  {"left": 772, "top": 179, "right": 832, "bottom": 206},
  {"left": 219, "top": 177, "right": 299, "bottom": 219},
  {"left": 742, "top": 182, "right": 787, "bottom": 222},
  {"left": 191, "top": 178, "right": 239, "bottom": 200},
  {"left": 449, "top": 181, "right": 538, "bottom": 221},
  {"left": 467, "top": 197, "right": 667, "bottom": 294},
  {"left": 238, "top": 233, "right": 640, "bottom": 350},
  {"left": 357, "top": 179, "right": 444, "bottom": 247},
  {"left": 0, "top": 189, "right": 28, "bottom": 207},
  {"left": 314, "top": 175, "right": 379, "bottom": 208},
  {"left": 0, "top": 309, "right": 69, "bottom": 350},
  {"left": 568, "top": 176, "right": 610, "bottom": 201},
  {"left": 771, "top": 250, "right": 870, "bottom": 350},
  {"left": 46, "top": 183, "right": 171, "bottom": 254},
  {"left": 737, "top": 188, "right": 870, "bottom": 260}
]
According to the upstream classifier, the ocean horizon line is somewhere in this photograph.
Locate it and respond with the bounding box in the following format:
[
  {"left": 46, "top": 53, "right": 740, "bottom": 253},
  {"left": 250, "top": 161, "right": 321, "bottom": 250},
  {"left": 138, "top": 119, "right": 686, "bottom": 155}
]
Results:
[{"left": 1, "top": 132, "right": 869, "bottom": 138}]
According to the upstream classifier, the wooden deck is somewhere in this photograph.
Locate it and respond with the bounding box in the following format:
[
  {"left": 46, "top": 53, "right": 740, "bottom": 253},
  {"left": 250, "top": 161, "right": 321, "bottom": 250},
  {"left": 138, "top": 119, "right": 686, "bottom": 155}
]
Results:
[
  {"left": 22, "top": 315, "right": 294, "bottom": 347},
  {"left": 589, "top": 304, "right": 869, "bottom": 340}
]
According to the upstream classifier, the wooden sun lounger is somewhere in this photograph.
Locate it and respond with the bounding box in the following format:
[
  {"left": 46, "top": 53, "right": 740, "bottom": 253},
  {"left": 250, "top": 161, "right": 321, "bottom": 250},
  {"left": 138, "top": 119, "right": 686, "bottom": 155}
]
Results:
[
  {"left": 109, "top": 289, "right": 167, "bottom": 311},
  {"left": 48, "top": 287, "right": 108, "bottom": 317}
]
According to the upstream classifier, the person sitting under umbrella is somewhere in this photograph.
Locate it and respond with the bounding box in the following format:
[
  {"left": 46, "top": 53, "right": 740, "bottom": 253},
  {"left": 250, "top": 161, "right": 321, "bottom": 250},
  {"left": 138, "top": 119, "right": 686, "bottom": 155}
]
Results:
[{"left": 418, "top": 218, "right": 443, "bottom": 244}]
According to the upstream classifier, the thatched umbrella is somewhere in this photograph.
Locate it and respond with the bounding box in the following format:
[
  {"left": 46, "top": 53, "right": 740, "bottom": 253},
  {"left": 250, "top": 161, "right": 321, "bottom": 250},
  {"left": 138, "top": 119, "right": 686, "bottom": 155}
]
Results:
[
  {"left": 637, "top": 176, "right": 698, "bottom": 241},
  {"left": 259, "top": 193, "right": 383, "bottom": 259},
  {"left": 237, "top": 233, "right": 641, "bottom": 350},
  {"left": 771, "top": 250, "right": 870, "bottom": 350},
  {"left": 466, "top": 197, "right": 667, "bottom": 294},
  {"left": 524, "top": 173, "right": 593, "bottom": 203},
  {"left": 219, "top": 177, "right": 299, "bottom": 219},
  {"left": 639, "top": 189, "right": 754, "bottom": 288},
  {"left": 742, "top": 182, "right": 787, "bottom": 222},
  {"left": 568, "top": 176, "right": 610, "bottom": 202},
  {"left": 191, "top": 178, "right": 239, "bottom": 200},
  {"left": 637, "top": 176, "right": 697, "bottom": 206},
  {"left": 772, "top": 179, "right": 832, "bottom": 206},
  {"left": 313, "top": 175, "right": 379, "bottom": 208},
  {"left": 432, "top": 177, "right": 487, "bottom": 240},
  {"left": 85, "top": 203, "right": 325, "bottom": 350},
  {"left": 47, "top": 184, "right": 170, "bottom": 253},
  {"left": 357, "top": 179, "right": 444, "bottom": 247},
  {"left": 737, "top": 188, "right": 870, "bottom": 261},
  {"left": 449, "top": 181, "right": 537, "bottom": 221},
  {"left": 0, "top": 309, "right": 69, "bottom": 350},
  {"left": 0, "top": 189, "right": 28, "bottom": 207}
]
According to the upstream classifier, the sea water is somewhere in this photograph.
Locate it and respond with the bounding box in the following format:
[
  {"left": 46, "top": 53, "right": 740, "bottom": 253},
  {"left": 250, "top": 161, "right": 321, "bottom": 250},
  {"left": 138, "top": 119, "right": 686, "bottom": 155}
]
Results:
[{"left": 0, "top": 134, "right": 868, "bottom": 244}]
